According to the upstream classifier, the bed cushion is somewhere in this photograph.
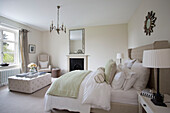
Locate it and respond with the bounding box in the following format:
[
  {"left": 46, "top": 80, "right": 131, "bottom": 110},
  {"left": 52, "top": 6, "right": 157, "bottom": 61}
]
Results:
[
  {"left": 122, "top": 66, "right": 137, "bottom": 91},
  {"left": 112, "top": 72, "right": 125, "bottom": 90},
  {"left": 132, "top": 61, "right": 150, "bottom": 90},
  {"left": 105, "top": 59, "right": 117, "bottom": 84},
  {"left": 123, "top": 74, "right": 137, "bottom": 91},
  {"left": 124, "top": 59, "right": 136, "bottom": 69},
  {"left": 97, "top": 67, "right": 105, "bottom": 72},
  {"left": 94, "top": 69, "right": 105, "bottom": 83}
]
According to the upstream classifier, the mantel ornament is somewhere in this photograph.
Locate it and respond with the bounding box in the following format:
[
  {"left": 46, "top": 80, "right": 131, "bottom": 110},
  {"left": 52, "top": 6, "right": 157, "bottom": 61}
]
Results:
[{"left": 144, "top": 11, "right": 157, "bottom": 36}]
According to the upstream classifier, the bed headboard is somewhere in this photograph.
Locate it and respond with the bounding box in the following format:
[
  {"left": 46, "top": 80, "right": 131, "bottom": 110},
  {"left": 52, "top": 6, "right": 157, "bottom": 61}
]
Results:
[{"left": 128, "top": 40, "right": 170, "bottom": 94}]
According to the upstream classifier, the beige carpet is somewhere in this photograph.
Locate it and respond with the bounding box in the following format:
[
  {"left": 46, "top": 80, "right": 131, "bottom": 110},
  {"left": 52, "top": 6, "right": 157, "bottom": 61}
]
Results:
[{"left": 0, "top": 85, "right": 78, "bottom": 113}]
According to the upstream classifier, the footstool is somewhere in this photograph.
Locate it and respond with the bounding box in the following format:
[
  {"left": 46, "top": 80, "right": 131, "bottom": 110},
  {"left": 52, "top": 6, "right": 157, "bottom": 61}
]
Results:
[
  {"left": 51, "top": 68, "right": 61, "bottom": 78},
  {"left": 8, "top": 73, "right": 51, "bottom": 93}
]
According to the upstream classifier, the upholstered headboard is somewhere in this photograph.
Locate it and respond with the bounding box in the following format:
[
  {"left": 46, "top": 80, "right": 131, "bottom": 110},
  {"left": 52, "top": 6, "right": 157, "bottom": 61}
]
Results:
[{"left": 128, "top": 40, "right": 170, "bottom": 94}]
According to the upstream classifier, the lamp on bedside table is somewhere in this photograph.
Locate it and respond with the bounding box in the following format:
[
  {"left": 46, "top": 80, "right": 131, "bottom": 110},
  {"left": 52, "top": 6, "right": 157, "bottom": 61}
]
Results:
[
  {"left": 143, "top": 49, "right": 170, "bottom": 107},
  {"left": 116, "top": 53, "right": 124, "bottom": 64}
]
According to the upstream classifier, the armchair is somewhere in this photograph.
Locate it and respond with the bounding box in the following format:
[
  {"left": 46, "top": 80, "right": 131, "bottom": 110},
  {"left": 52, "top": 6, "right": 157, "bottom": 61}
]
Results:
[{"left": 37, "top": 53, "right": 51, "bottom": 73}]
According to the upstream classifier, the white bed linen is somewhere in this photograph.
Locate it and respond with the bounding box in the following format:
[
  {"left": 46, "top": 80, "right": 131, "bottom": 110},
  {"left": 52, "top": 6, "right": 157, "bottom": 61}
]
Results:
[
  {"left": 111, "top": 88, "right": 138, "bottom": 105},
  {"left": 45, "top": 72, "right": 93, "bottom": 113},
  {"left": 82, "top": 70, "right": 111, "bottom": 111},
  {"left": 45, "top": 71, "right": 111, "bottom": 113}
]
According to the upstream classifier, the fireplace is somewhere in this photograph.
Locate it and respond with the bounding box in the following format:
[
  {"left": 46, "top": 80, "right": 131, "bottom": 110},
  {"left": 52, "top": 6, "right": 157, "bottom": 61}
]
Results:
[
  {"left": 70, "top": 58, "right": 84, "bottom": 71},
  {"left": 67, "top": 54, "right": 88, "bottom": 72}
]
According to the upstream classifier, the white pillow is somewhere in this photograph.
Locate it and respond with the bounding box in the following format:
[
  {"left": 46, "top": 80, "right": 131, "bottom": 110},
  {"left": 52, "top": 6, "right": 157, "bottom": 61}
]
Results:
[
  {"left": 39, "top": 61, "right": 48, "bottom": 68},
  {"left": 132, "top": 61, "right": 150, "bottom": 90},
  {"left": 122, "top": 66, "right": 137, "bottom": 91},
  {"left": 112, "top": 72, "right": 126, "bottom": 90},
  {"left": 117, "top": 64, "right": 123, "bottom": 72},
  {"left": 124, "top": 59, "right": 136, "bottom": 69}
]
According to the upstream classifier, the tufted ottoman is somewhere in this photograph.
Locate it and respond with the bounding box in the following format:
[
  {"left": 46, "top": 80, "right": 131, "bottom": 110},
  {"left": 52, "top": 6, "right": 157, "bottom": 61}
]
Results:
[{"left": 8, "top": 73, "right": 51, "bottom": 93}]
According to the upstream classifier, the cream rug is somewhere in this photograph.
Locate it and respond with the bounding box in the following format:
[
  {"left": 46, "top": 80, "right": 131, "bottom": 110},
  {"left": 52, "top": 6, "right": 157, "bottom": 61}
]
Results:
[{"left": 0, "top": 85, "right": 78, "bottom": 113}]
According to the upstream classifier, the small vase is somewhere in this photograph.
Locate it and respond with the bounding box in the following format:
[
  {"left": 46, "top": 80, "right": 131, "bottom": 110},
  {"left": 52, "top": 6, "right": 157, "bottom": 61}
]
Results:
[{"left": 30, "top": 68, "right": 36, "bottom": 72}]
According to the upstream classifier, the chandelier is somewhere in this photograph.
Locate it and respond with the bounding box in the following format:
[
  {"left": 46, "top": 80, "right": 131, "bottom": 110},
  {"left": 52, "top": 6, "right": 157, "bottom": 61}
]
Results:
[{"left": 50, "top": 6, "right": 66, "bottom": 34}]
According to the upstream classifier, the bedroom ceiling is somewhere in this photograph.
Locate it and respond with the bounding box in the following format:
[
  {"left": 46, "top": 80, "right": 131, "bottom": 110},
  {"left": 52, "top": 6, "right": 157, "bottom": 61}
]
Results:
[{"left": 0, "top": 0, "right": 141, "bottom": 31}]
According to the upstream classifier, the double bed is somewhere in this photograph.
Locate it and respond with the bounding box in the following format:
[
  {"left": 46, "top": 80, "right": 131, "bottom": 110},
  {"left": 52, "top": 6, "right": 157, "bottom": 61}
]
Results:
[{"left": 45, "top": 40, "right": 170, "bottom": 113}]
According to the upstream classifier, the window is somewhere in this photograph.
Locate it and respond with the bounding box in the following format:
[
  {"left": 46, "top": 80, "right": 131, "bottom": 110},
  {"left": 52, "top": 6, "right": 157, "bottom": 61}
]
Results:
[{"left": 0, "top": 25, "right": 19, "bottom": 65}]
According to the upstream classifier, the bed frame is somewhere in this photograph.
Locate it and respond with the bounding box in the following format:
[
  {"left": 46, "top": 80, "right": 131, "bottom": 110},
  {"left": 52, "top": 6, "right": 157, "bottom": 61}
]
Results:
[{"left": 91, "top": 40, "right": 170, "bottom": 113}]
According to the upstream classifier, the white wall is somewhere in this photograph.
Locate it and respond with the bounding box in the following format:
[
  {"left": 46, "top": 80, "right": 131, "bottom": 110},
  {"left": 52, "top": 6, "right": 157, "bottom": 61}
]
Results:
[
  {"left": 42, "top": 31, "right": 69, "bottom": 74},
  {"left": 0, "top": 16, "right": 43, "bottom": 64},
  {"left": 42, "top": 24, "right": 128, "bottom": 73},
  {"left": 128, "top": 0, "right": 170, "bottom": 48},
  {"left": 28, "top": 29, "right": 43, "bottom": 63},
  {"left": 85, "top": 24, "right": 128, "bottom": 70}
]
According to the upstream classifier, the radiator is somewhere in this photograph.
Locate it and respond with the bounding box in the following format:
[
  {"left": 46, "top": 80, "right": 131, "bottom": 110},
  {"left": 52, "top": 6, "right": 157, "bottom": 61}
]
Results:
[{"left": 0, "top": 68, "right": 20, "bottom": 86}]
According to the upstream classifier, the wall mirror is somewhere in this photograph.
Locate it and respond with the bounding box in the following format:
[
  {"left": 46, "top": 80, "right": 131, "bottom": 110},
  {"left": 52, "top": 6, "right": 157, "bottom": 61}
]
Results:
[
  {"left": 69, "top": 29, "right": 85, "bottom": 54},
  {"left": 144, "top": 11, "right": 157, "bottom": 36}
]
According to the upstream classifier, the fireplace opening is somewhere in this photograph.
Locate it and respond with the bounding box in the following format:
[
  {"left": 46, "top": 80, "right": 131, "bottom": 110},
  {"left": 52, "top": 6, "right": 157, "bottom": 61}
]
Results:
[{"left": 70, "top": 58, "right": 84, "bottom": 71}]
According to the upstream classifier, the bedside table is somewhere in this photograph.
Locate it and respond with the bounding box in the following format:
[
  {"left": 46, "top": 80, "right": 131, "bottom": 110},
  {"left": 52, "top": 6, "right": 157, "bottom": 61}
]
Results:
[{"left": 138, "top": 92, "right": 170, "bottom": 113}]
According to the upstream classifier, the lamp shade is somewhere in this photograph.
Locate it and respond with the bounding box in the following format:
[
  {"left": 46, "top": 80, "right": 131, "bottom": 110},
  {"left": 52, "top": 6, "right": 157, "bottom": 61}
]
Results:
[
  {"left": 143, "top": 49, "right": 170, "bottom": 68},
  {"left": 116, "top": 53, "right": 124, "bottom": 59}
]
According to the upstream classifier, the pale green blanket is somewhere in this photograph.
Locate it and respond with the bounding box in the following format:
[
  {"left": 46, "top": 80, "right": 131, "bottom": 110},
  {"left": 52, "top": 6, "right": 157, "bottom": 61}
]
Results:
[{"left": 47, "top": 70, "right": 91, "bottom": 98}]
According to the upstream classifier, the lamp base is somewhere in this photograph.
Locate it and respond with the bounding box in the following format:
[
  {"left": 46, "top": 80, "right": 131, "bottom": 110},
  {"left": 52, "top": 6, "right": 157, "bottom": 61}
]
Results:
[{"left": 151, "top": 93, "right": 167, "bottom": 107}]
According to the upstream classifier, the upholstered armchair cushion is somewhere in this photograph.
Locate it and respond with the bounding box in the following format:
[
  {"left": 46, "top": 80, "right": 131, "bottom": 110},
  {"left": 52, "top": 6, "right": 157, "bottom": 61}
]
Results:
[
  {"left": 37, "top": 53, "right": 52, "bottom": 73},
  {"left": 39, "top": 61, "right": 48, "bottom": 68},
  {"left": 38, "top": 65, "right": 51, "bottom": 72}
]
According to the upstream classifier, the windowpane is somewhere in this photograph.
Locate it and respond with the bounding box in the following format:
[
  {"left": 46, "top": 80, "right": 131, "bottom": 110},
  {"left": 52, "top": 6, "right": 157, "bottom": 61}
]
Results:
[
  {"left": 0, "top": 28, "right": 18, "bottom": 65},
  {"left": 3, "top": 42, "right": 14, "bottom": 52},
  {"left": 3, "top": 31, "right": 15, "bottom": 41},
  {"left": 3, "top": 53, "right": 14, "bottom": 63}
]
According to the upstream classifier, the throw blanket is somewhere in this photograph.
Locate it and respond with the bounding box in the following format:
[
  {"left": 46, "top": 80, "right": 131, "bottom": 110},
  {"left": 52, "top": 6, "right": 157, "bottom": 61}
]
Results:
[{"left": 47, "top": 70, "right": 91, "bottom": 98}]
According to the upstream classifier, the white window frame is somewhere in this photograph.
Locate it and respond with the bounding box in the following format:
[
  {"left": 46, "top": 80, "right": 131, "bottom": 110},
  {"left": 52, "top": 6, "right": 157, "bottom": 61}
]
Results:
[{"left": 0, "top": 25, "right": 19, "bottom": 66}]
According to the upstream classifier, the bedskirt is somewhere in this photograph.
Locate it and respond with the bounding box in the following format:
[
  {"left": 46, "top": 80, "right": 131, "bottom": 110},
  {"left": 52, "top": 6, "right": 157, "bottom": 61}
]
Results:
[{"left": 91, "top": 102, "right": 138, "bottom": 113}]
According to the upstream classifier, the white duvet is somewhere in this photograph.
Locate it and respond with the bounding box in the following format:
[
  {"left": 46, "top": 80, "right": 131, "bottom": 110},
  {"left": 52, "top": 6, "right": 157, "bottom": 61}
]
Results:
[
  {"left": 45, "top": 71, "right": 111, "bottom": 113},
  {"left": 82, "top": 71, "right": 111, "bottom": 110}
]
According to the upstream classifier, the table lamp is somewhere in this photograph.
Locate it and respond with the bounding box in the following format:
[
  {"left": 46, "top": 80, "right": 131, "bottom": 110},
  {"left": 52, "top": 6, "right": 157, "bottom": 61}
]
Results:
[
  {"left": 116, "top": 53, "right": 124, "bottom": 64},
  {"left": 143, "top": 49, "right": 170, "bottom": 107}
]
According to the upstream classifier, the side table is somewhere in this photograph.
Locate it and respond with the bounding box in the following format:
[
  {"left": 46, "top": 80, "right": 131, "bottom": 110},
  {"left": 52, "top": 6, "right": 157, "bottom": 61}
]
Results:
[
  {"left": 52, "top": 68, "right": 61, "bottom": 78},
  {"left": 138, "top": 91, "right": 170, "bottom": 113}
]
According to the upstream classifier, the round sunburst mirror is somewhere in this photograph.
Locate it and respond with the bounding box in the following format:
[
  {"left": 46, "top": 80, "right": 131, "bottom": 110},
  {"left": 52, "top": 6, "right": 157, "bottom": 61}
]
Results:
[{"left": 144, "top": 11, "right": 157, "bottom": 36}]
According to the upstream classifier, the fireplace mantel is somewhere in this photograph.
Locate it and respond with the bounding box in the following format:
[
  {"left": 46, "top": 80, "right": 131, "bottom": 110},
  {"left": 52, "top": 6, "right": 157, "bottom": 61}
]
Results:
[{"left": 67, "top": 54, "right": 88, "bottom": 72}]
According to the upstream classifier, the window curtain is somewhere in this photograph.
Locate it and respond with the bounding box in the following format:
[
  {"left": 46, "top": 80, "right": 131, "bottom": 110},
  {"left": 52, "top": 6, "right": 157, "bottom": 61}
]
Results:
[{"left": 19, "top": 29, "right": 29, "bottom": 73}]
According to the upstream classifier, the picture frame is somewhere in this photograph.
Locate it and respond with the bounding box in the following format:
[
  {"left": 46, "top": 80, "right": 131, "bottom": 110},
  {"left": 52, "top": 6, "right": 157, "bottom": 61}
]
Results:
[{"left": 29, "top": 44, "right": 36, "bottom": 54}]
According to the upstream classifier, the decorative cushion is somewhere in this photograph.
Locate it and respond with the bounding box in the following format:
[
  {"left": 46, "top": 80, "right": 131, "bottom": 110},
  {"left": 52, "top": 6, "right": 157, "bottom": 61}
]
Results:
[
  {"left": 94, "top": 68, "right": 105, "bottom": 83},
  {"left": 122, "top": 66, "right": 137, "bottom": 91},
  {"left": 132, "top": 61, "right": 150, "bottom": 90},
  {"left": 94, "top": 74, "right": 105, "bottom": 83},
  {"left": 124, "top": 59, "right": 136, "bottom": 69},
  {"left": 105, "top": 59, "right": 117, "bottom": 84},
  {"left": 39, "top": 61, "right": 48, "bottom": 68},
  {"left": 112, "top": 72, "right": 126, "bottom": 90},
  {"left": 97, "top": 67, "right": 105, "bottom": 72}
]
